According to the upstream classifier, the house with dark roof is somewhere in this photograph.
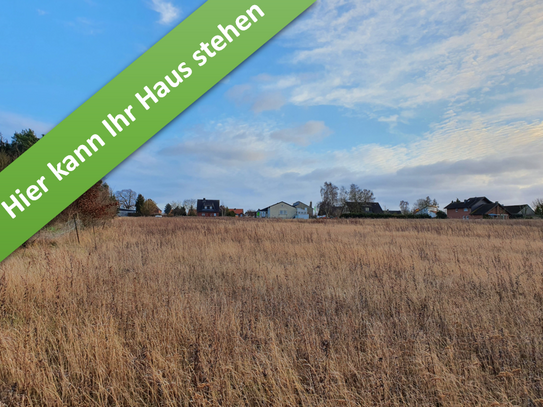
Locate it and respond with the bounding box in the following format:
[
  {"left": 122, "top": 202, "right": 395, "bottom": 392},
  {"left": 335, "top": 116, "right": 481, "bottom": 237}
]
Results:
[
  {"left": 318, "top": 201, "right": 384, "bottom": 217},
  {"left": 197, "top": 198, "right": 221, "bottom": 217},
  {"left": 444, "top": 197, "right": 509, "bottom": 220},
  {"left": 504, "top": 204, "right": 535, "bottom": 218}
]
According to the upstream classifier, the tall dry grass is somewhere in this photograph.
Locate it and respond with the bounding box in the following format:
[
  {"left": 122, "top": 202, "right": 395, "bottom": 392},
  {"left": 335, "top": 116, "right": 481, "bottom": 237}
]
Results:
[{"left": 1, "top": 218, "right": 543, "bottom": 406}]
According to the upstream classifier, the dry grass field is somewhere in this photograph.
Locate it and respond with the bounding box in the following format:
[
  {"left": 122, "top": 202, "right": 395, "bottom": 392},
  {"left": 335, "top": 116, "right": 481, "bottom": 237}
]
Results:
[{"left": 1, "top": 218, "right": 543, "bottom": 406}]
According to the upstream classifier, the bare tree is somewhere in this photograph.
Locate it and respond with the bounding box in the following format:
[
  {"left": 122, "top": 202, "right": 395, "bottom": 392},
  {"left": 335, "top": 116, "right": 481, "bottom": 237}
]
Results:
[
  {"left": 413, "top": 196, "right": 439, "bottom": 212},
  {"left": 359, "top": 189, "right": 375, "bottom": 203},
  {"left": 533, "top": 198, "right": 543, "bottom": 216},
  {"left": 183, "top": 199, "right": 197, "bottom": 215},
  {"left": 115, "top": 189, "right": 137, "bottom": 210},
  {"left": 339, "top": 186, "right": 349, "bottom": 214},
  {"left": 319, "top": 182, "right": 339, "bottom": 217},
  {"left": 399, "top": 200, "right": 410, "bottom": 215}
]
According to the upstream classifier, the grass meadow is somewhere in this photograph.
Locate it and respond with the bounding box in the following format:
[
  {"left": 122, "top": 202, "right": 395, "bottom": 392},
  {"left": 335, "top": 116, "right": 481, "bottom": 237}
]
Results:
[{"left": 1, "top": 218, "right": 543, "bottom": 406}]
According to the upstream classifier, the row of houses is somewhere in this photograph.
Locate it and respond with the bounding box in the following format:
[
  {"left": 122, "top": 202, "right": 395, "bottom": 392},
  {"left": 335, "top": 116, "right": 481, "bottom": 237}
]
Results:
[
  {"left": 121, "top": 196, "right": 536, "bottom": 220},
  {"left": 194, "top": 199, "right": 316, "bottom": 219},
  {"left": 443, "top": 197, "right": 535, "bottom": 220}
]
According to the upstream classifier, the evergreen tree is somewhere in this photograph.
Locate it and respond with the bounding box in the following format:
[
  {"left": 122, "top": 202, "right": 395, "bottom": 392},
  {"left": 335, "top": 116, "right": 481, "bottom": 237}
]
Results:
[{"left": 135, "top": 194, "right": 145, "bottom": 215}]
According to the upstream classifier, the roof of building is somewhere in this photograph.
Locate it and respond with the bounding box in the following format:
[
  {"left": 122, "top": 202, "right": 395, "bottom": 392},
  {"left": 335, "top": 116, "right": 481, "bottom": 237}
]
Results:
[
  {"left": 197, "top": 199, "right": 220, "bottom": 213},
  {"left": 470, "top": 202, "right": 504, "bottom": 216},
  {"left": 504, "top": 204, "right": 532, "bottom": 214},
  {"left": 259, "top": 201, "right": 295, "bottom": 211},
  {"left": 230, "top": 209, "right": 244, "bottom": 215},
  {"left": 345, "top": 201, "right": 384, "bottom": 214},
  {"left": 293, "top": 201, "right": 308, "bottom": 207},
  {"left": 444, "top": 197, "right": 492, "bottom": 210}
]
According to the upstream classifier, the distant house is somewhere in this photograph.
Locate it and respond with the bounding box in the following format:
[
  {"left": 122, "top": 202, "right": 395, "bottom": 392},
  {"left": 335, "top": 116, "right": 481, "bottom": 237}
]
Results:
[
  {"left": 197, "top": 198, "right": 221, "bottom": 217},
  {"left": 245, "top": 210, "right": 257, "bottom": 218},
  {"left": 504, "top": 205, "right": 535, "bottom": 218},
  {"left": 344, "top": 202, "right": 384, "bottom": 215},
  {"left": 318, "top": 202, "right": 384, "bottom": 217},
  {"left": 230, "top": 209, "right": 244, "bottom": 217},
  {"left": 295, "top": 206, "right": 309, "bottom": 220},
  {"left": 293, "top": 201, "right": 314, "bottom": 218},
  {"left": 118, "top": 208, "right": 136, "bottom": 217},
  {"left": 444, "top": 197, "right": 509, "bottom": 220},
  {"left": 258, "top": 201, "right": 297, "bottom": 219}
]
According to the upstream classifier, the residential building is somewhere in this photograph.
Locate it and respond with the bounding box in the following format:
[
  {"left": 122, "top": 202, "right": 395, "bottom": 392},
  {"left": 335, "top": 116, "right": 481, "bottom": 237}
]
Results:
[
  {"left": 444, "top": 197, "right": 509, "bottom": 220},
  {"left": 258, "top": 201, "right": 297, "bottom": 219},
  {"left": 293, "top": 201, "right": 314, "bottom": 217},
  {"left": 230, "top": 209, "right": 244, "bottom": 217},
  {"left": 504, "top": 205, "right": 535, "bottom": 218},
  {"left": 318, "top": 202, "right": 384, "bottom": 217},
  {"left": 197, "top": 198, "right": 221, "bottom": 217},
  {"left": 295, "top": 207, "right": 309, "bottom": 220}
]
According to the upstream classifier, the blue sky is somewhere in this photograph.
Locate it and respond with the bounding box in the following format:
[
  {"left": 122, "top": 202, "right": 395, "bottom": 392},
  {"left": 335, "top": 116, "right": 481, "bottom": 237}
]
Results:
[{"left": 1, "top": 0, "right": 543, "bottom": 212}]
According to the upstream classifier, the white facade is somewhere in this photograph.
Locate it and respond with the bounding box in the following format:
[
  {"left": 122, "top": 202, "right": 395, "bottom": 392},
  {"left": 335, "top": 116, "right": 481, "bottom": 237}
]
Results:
[{"left": 296, "top": 207, "right": 309, "bottom": 219}]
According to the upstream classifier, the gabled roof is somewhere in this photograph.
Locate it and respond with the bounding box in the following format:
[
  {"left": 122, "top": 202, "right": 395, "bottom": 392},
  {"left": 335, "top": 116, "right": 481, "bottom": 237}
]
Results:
[
  {"left": 444, "top": 197, "right": 492, "bottom": 210},
  {"left": 230, "top": 209, "right": 243, "bottom": 215},
  {"left": 504, "top": 204, "right": 533, "bottom": 214},
  {"left": 345, "top": 201, "right": 384, "bottom": 214},
  {"left": 293, "top": 201, "right": 308, "bottom": 207},
  {"left": 197, "top": 199, "right": 220, "bottom": 213},
  {"left": 470, "top": 202, "right": 506, "bottom": 216},
  {"left": 259, "top": 201, "right": 295, "bottom": 211}
]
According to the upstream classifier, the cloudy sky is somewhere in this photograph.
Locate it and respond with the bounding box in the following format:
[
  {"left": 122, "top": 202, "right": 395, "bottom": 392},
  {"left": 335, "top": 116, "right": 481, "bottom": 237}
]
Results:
[{"left": 1, "top": 0, "right": 543, "bottom": 211}]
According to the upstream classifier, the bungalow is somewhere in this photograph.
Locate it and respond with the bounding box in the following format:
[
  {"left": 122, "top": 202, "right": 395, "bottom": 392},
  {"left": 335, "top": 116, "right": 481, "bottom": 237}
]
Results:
[
  {"left": 230, "top": 208, "right": 244, "bottom": 217},
  {"left": 197, "top": 198, "right": 221, "bottom": 217},
  {"left": 504, "top": 204, "right": 535, "bottom": 218},
  {"left": 444, "top": 197, "right": 509, "bottom": 220},
  {"left": 257, "top": 201, "right": 297, "bottom": 219},
  {"left": 318, "top": 202, "right": 384, "bottom": 217}
]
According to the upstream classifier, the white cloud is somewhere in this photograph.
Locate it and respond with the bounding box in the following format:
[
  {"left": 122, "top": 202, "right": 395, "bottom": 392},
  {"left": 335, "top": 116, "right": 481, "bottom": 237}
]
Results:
[
  {"left": 148, "top": 0, "right": 180, "bottom": 25},
  {"left": 279, "top": 0, "right": 543, "bottom": 110}
]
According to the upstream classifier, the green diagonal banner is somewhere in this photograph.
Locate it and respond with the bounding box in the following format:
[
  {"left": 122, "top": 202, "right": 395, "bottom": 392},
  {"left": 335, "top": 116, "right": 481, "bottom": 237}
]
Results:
[{"left": 0, "top": 0, "right": 315, "bottom": 262}]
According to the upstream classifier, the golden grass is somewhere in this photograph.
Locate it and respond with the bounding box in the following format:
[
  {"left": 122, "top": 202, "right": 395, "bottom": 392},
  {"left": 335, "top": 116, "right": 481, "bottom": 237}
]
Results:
[{"left": 1, "top": 218, "right": 543, "bottom": 406}]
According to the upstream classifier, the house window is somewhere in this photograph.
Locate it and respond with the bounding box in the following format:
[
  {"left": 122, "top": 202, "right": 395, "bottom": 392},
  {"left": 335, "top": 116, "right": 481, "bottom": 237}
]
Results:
[
  {"left": 365, "top": 208, "right": 370, "bottom": 212},
  {"left": 201, "top": 214, "right": 205, "bottom": 216},
  {"left": 214, "top": 213, "right": 217, "bottom": 217},
  {"left": 455, "top": 209, "right": 458, "bottom": 212},
  {"left": 464, "top": 208, "right": 468, "bottom": 212}
]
